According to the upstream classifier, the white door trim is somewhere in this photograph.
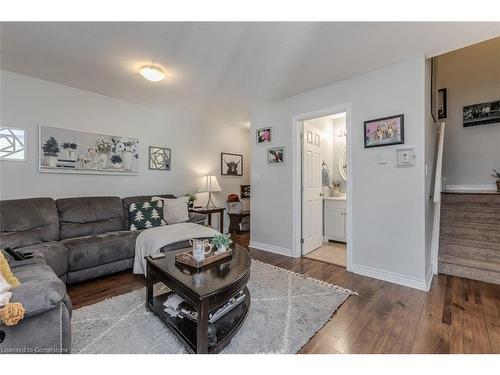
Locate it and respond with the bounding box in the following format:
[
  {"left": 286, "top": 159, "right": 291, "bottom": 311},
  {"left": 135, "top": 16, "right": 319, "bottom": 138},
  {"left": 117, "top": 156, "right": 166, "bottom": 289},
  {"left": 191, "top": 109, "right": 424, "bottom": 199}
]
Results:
[{"left": 291, "top": 103, "right": 353, "bottom": 271}]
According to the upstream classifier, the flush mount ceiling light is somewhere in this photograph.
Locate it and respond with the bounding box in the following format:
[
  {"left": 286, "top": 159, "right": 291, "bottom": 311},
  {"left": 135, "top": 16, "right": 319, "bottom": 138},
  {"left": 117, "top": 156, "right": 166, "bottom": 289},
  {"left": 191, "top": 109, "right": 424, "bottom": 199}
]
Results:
[{"left": 139, "top": 65, "right": 165, "bottom": 82}]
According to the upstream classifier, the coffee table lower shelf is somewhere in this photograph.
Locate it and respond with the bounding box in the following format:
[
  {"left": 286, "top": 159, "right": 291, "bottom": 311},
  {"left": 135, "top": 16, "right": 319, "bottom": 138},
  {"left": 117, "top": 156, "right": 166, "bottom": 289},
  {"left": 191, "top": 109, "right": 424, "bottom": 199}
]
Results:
[{"left": 147, "top": 287, "right": 251, "bottom": 354}]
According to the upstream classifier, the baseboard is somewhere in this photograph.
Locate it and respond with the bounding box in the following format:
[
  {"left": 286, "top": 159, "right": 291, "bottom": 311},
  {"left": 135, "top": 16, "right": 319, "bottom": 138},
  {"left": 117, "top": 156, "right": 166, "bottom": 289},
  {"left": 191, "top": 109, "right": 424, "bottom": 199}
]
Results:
[
  {"left": 350, "top": 263, "right": 430, "bottom": 291},
  {"left": 445, "top": 184, "right": 497, "bottom": 192},
  {"left": 425, "top": 267, "right": 434, "bottom": 291},
  {"left": 249, "top": 240, "right": 293, "bottom": 257}
]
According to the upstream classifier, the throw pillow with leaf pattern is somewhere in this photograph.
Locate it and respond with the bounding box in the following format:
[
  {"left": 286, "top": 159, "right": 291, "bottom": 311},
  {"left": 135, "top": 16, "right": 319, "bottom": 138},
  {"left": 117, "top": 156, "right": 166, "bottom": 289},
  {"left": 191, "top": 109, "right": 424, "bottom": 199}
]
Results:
[{"left": 128, "top": 199, "right": 166, "bottom": 231}]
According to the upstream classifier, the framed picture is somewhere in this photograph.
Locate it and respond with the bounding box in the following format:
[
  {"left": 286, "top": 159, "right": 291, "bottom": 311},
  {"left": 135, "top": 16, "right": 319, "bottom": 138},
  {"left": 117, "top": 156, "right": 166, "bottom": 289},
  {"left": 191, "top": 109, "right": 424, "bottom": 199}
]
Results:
[
  {"left": 149, "top": 146, "right": 171, "bottom": 170},
  {"left": 256, "top": 126, "right": 272, "bottom": 145},
  {"left": 39, "top": 125, "right": 139, "bottom": 175},
  {"left": 240, "top": 185, "right": 250, "bottom": 198},
  {"left": 437, "top": 88, "right": 447, "bottom": 119},
  {"left": 221, "top": 152, "right": 243, "bottom": 176},
  {"left": 267, "top": 146, "right": 285, "bottom": 166},
  {"left": 463, "top": 99, "right": 500, "bottom": 127},
  {"left": 364, "top": 114, "right": 404, "bottom": 148}
]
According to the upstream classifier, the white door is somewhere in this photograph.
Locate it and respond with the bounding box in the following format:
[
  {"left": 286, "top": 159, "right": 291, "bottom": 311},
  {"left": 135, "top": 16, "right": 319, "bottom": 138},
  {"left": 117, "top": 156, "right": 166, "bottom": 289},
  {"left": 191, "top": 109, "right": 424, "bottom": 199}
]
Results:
[{"left": 302, "top": 121, "right": 323, "bottom": 255}]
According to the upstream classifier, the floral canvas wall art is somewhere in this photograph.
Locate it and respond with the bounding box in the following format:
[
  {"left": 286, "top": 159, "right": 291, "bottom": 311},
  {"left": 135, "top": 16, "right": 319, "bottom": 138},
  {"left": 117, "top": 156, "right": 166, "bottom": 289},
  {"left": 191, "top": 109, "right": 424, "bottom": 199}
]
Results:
[{"left": 39, "top": 125, "right": 139, "bottom": 175}]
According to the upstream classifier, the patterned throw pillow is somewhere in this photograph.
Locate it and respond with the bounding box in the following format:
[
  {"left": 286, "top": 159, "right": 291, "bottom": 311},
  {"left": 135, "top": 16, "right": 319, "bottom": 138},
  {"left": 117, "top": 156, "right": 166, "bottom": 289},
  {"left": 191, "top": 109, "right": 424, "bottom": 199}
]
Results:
[{"left": 128, "top": 199, "right": 166, "bottom": 231}]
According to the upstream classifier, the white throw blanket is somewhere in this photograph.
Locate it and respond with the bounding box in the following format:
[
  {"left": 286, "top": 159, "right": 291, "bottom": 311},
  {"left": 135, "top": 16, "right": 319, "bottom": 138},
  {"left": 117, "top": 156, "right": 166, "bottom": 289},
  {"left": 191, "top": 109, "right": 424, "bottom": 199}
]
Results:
[{"left": 133, "top": 222, "right": 220, "bottom": 275}]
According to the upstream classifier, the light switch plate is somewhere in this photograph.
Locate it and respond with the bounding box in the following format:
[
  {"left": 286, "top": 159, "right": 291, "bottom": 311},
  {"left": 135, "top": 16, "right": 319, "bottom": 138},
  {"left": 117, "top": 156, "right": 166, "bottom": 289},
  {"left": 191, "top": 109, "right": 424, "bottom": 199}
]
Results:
[
  {"left": 396, "top": 147, "right": 416, "bottom": 167},
  {"left": 378, "top": 152, "right": 388, "bottom": 164}
]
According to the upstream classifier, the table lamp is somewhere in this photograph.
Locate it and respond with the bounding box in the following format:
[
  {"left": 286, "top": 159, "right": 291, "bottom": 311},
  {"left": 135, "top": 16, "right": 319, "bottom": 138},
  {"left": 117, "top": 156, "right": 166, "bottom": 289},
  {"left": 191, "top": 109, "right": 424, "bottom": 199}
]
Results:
[{"left": 199, "top": 175, "right": 222, "bottom": 208}]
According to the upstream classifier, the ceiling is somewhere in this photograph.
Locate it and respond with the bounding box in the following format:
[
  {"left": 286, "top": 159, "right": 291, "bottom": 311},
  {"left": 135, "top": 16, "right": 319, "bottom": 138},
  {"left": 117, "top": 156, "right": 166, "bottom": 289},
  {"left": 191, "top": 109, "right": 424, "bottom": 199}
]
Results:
[{"left": 1, "top": 22, "right": 499, "bottom": 124}]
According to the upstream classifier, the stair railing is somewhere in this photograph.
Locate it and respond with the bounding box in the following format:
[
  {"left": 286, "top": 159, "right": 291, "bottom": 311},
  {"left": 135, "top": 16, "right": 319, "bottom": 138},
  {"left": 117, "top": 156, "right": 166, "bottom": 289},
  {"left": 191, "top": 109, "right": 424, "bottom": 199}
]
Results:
[{"left": 431, "top": 122, "right": 445, "bottom": 274}]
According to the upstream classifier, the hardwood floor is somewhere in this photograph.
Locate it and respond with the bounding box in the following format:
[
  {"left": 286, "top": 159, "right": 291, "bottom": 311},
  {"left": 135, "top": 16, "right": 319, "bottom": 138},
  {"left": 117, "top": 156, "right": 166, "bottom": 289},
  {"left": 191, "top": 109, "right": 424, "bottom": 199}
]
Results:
[{"left": 67, "top": 233, "right": 500, "bottom": 354}]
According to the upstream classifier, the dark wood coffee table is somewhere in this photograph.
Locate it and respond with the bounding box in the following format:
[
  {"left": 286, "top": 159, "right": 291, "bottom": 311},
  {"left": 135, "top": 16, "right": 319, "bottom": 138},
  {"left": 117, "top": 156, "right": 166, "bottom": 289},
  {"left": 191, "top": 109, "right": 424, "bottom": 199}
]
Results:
[{"left": 145, "top": 243, "right": 251, "bottom": 354}]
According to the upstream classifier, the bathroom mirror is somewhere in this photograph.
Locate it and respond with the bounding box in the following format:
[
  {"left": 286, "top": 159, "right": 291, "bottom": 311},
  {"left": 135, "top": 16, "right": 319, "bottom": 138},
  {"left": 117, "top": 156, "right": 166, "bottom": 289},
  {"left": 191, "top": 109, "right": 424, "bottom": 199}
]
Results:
[{"left": 339, "top": 147, "right": 347, "bottom": 181}]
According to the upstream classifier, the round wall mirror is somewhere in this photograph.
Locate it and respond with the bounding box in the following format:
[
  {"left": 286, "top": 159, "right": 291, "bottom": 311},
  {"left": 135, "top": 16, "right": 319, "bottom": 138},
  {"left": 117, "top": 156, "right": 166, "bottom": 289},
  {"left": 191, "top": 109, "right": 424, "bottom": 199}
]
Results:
[{"left": 339, "top": 147, "right": 347, "bottom": 181}]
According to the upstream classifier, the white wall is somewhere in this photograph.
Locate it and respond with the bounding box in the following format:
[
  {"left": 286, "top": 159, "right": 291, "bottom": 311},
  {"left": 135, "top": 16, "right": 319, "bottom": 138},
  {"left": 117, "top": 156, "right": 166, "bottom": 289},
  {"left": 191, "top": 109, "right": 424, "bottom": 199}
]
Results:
[
  {"left": 0, "top": 71, "right": 250, "bottom": 231},
  {"left": 250, "top": 57, "right": 430, "bottom": 289},
  {"left": 436, "top": 37, "right": 500, "bottom": 190}
]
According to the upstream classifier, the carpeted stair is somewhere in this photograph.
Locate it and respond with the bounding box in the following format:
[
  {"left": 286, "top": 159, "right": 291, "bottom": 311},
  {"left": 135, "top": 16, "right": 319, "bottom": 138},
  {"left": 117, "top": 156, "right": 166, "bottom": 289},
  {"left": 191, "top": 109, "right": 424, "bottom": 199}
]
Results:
[{"left": 439, "top": 192, "right": 500, "bottom": 285}]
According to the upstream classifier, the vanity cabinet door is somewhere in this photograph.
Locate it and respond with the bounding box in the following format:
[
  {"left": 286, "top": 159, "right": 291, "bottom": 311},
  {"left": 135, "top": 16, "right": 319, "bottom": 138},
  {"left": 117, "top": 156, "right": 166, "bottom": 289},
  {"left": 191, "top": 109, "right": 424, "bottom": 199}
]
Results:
[{"left": 324, "top": 206, "right": 345, "bottom": 242}]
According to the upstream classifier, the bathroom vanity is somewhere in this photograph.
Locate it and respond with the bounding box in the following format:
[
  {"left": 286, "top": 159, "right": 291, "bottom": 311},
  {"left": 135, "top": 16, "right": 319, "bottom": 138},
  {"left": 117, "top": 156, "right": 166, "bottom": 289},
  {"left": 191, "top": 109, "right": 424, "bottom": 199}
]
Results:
[{"left": 323, "top": 196, "right": 346, "bottom": 243}]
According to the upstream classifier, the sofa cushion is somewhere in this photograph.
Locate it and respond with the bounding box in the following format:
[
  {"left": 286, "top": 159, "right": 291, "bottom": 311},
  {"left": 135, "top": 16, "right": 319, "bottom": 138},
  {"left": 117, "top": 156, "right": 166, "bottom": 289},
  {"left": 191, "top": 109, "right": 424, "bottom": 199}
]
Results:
[
  {"left": 0, "top": 198, "right": 59, "bottom": 249},
  {"left": 56, "top": 196, "right": 125, "bottom": 239},
  {"left": 17, "top": 242, "right": 69, "bottom": 277},
  {"left": 11, "top": 261, "right": 66, "bottom": 318},
  {"left": 62, "top": 230, "right": 138, "bottom": 272}
]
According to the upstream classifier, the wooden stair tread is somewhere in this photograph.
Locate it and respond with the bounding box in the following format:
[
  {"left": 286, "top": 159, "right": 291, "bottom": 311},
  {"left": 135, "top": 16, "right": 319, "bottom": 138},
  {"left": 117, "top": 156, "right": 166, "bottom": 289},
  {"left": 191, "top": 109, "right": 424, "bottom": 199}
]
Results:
[
  {"left": 440, "top": 242, "right": 500, "bottom": 264},
  {"left": 440, "top": 237, "right": 500, "bottom": 252},
  {"left": 439, "top": 253, "right": 500, "bottom": 273}
]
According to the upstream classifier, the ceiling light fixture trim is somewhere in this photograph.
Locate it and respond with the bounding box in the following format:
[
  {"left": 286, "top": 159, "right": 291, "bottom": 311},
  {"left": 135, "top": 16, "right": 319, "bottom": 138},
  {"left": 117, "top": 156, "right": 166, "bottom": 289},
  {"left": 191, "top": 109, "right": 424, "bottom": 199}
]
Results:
[{"left": 139, "top": 65, "right": 165, "bottom": 82}]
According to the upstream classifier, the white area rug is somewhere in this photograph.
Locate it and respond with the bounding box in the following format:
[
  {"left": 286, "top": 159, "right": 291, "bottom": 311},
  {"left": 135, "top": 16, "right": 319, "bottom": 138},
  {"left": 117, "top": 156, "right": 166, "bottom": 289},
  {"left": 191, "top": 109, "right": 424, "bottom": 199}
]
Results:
[{"left": 72, "top": 260, "right": 356, "bottom": 354}]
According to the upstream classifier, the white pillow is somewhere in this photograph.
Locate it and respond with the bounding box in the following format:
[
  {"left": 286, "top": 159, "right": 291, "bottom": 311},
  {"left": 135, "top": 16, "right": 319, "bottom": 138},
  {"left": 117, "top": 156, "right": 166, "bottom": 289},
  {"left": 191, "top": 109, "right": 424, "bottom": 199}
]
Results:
[
  {"left": 152, "top": 196, "right": 189, "bottom": 224},
  {"left": 0, "top": 291, "right": 12, "bottom": 307},
  {"left": 0, "top": 273, "right": 11, "bottom": 294}
]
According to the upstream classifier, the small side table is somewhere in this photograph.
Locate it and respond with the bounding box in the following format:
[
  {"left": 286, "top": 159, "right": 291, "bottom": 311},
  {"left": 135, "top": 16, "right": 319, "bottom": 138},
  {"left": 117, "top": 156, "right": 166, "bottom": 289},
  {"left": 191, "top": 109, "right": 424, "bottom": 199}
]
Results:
[
  {"left": 189, "top": 207, "right": 226, "bottom": 233},
  {"left": 228, "top": 210, "right": 250, "bottom": 234}
]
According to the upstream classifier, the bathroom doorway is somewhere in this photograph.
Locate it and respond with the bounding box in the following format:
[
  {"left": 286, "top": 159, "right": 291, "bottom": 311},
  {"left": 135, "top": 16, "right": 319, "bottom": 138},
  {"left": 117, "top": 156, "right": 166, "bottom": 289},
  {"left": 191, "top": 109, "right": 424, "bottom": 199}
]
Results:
[{"left": 300, "top": 111, "right": 348, "bottom": 267}]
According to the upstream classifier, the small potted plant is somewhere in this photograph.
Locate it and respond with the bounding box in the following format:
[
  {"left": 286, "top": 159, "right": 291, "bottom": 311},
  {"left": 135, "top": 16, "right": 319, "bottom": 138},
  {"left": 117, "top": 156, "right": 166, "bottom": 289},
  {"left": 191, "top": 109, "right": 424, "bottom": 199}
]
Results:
[
  {"left": 211, "top": 233, "right": 233, "bottom": 253},
  {"left": 111, "top": 154, "right": 123, "bottom": 169},
  {"left": 42, "top": 137, "right": 60, "bottom": 168},
  {"left": 492, "top": 169, "right": 500, "bottom": 192},
  {"left": 185, "top": 192, "right": 197, "bottom": 208}
]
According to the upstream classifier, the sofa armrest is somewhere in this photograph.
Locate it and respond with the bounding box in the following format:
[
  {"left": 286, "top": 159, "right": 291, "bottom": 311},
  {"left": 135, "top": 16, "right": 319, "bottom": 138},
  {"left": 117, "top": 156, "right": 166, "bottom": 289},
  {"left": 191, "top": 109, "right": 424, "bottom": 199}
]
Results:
[
  {"left": 10, "top": 278, "right": 66, "bottom": 319},
  {"left": 8, "top": 255, "right": 46, "bottom": 269}
]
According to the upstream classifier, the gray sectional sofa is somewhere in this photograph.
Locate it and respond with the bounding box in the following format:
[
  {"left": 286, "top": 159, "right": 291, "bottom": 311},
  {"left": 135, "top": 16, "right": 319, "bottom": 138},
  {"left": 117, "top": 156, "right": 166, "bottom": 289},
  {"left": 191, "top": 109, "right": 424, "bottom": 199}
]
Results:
[{"left": 0, "top": 194, "right": 206, "bottom": 353}]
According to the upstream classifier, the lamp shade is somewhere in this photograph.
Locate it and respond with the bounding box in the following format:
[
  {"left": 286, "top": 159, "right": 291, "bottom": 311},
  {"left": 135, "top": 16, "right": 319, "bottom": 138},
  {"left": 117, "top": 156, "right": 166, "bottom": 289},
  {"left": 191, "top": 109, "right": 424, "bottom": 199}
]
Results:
[{"left": 199, "top": 175, "right": 222, "bottom": 193}]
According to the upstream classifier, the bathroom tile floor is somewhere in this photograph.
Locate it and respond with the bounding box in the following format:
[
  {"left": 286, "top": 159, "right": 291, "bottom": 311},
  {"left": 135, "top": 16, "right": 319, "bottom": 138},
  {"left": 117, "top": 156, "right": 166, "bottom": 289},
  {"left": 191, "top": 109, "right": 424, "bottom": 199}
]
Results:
[{"left": 304, "top": 241, "right": 346, "bottom": 267}]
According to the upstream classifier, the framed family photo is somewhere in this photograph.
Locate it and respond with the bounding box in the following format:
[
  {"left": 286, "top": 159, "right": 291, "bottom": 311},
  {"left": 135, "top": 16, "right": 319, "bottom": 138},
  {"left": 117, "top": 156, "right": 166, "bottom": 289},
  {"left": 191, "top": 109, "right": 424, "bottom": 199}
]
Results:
[
  {"left": 267, "top": 146, "right": 285, "bottom": 166},
  {"left": 364, "top": 114, "right": 404, "bottom": 148},
  {"left": 256, "top": 126, "right": 272, "bottom": 145},
  {"left": 221, "top": 152, "right": 243, "bottom": 176},
  {"left": 463, "top": 99, "right": 500, "bottom": 127}
]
